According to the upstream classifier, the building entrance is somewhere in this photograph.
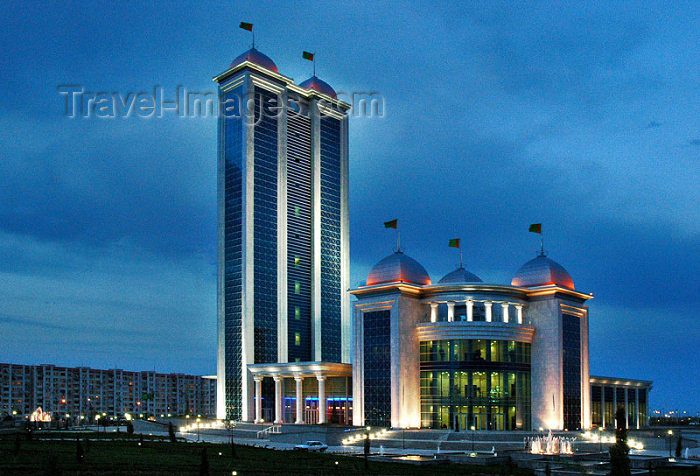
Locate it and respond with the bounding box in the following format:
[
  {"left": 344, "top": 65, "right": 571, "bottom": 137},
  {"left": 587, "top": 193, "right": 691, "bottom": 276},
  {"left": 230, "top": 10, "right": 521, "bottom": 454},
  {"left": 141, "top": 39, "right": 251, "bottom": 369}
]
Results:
[
  {"left": 474, "top": 412, "right": 487, "bottom": 430},
  {"left": 305, "top": 400, "right": 318, "bottom": 425},
  {"left": 454, "top": 412, "right": 469, "bottom": 431},
  {"left": 490, "top": 412, "right": 505, "bottom": 430}
]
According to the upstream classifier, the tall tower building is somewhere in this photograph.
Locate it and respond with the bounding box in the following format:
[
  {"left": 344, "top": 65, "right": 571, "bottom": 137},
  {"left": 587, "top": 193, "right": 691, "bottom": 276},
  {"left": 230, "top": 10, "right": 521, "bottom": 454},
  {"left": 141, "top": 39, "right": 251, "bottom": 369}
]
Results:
[{"left": 214, "top": 47, "right": 351, "bottom": 422}]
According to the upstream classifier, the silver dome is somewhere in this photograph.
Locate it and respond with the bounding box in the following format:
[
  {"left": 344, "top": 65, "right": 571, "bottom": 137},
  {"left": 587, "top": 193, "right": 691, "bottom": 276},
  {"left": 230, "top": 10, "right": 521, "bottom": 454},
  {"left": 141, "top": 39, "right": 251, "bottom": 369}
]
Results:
[
  {"left": 230, "top": 47, "right": 278, "bottom": 72},
  {"left": 366, "top": 251, "right": 431, "bottom": 286},
  {"left": 438, "top": 266, "right": 483, "bottom": 284},
  {"left": 511, "top": 254, "right": 574, "bottom": 289}
]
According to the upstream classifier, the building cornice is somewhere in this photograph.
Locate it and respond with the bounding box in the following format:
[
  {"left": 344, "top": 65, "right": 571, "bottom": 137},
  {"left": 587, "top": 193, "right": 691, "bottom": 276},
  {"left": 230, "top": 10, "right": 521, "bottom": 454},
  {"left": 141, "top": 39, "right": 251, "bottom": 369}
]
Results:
[
  {"left": 350, "top": 282, "right": 593, "bottom": 301},
  {"left": 349, "top": 283, "right": 423, "bottom": 297},
  {"left": 590, "top": 375, "right": 653, "bottom": 388},
  {"left": 247, "top": 361, "right": 352, "bottom": 378},
  {"left": 214, "top": 62, "right": 350, "bottom": 110}
]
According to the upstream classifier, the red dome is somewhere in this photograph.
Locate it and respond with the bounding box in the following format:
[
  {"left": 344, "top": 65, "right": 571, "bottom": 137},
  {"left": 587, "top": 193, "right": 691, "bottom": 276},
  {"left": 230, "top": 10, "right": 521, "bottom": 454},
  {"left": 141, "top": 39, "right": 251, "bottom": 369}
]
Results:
[
  {"left": 298, "top": 75, "right": 337, "bottom": 99},
  {"left": 229, "top": 48, "right": 278, "bottom": 72}
]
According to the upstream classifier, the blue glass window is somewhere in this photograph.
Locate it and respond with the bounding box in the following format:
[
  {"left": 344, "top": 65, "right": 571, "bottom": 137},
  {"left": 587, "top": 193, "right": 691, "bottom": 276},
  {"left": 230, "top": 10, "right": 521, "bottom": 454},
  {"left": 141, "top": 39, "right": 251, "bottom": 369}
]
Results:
[
  {"left": 363, "top": 310, "right": 391, "bottom": 427},
  {"left": 562, "top": 314, "right": 581, "bottom": 430}
]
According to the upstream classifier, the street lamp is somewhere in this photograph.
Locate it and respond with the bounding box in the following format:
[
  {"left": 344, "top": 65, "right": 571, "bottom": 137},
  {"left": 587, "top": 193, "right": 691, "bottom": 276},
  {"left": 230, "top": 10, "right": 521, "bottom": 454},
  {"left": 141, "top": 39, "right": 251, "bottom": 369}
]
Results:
[
  {"left": 599, "top": 427, "right": 604, "bottom": 452},
  {"left": 667, "top": 430, "right": 673, "bottom": 457},
  {"left": 471, "top": 425, "right": 476, "bottom": 451}
]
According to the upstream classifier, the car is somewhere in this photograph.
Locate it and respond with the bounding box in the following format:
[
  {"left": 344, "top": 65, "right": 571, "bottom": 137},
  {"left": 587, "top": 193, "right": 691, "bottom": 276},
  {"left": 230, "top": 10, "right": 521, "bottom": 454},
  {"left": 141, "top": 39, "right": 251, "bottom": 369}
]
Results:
[{"left": 294, "top": 440, "right": 328, "bottom": 452}]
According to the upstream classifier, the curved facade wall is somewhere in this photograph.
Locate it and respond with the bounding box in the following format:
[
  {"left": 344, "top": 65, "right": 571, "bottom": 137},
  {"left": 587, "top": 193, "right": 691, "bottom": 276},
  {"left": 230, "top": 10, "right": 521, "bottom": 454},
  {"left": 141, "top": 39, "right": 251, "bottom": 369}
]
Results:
[
  {"left": 419, "top": 339, "right": 531, "bottom": 430},
  {"left": 416, "top": 322, "right": 534, "bottom": 343}
]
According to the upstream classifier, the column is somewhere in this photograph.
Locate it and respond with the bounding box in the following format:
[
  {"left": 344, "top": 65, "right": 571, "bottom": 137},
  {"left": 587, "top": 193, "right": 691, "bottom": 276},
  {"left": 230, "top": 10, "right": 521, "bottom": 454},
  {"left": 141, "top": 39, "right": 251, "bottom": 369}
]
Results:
[
  {"left": 484, "top": 302, "right": 492, "bottom": 322},
  {"left": 430, "top": 303, "right": 438, "bottom": 323},
  {"left": 501, "top": 303, "right": 509, "bottom": 323},
  {"left": 613, "top": 386, "right": 617, "bottom": 427},
  {"left": 635, "top": 388, "right": 640, "bottom": 429},
  {"left": 466, "top": 300, "right": 474, "bottom": 322},
  {"left": 515, "top": 305, "right": 523, "bottom": 324},
  {"left": 601, "top": 386, "right": 606, "bottom": 428},
  {"left": 254, "top": 377, "right": 263, "bottom": 423},
  {"left": 294, "top": 376, "right": 304, "bottom": 424},
  {"left": 447, "top": 302, "right": 455, "bottom": 322},
  {"left": 625, "top": 388, "right": 630, "bottom": 428},
  {"left": 273, "top": 376, "right": 283, "bottom": 424},
  {"left": 316, "top": 374, "right": 327, "bottom": 424}
]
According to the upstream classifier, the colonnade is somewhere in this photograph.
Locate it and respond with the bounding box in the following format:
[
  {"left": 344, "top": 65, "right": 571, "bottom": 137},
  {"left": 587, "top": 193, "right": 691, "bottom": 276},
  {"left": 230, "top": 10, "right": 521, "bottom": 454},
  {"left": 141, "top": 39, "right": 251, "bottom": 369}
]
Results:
[
  {"left": 253, "top": 373, "right": 329, "bottom": 425},
  {"left": 429, "top": 301, "right": 524, "bottom": 324}
]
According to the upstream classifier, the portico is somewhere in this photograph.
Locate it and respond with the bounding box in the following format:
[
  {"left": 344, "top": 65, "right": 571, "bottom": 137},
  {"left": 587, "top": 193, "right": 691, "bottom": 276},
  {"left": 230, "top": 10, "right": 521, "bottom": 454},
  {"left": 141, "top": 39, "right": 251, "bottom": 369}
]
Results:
[{"left": 248, "top": 362, "right": 352, "bottom": 425}]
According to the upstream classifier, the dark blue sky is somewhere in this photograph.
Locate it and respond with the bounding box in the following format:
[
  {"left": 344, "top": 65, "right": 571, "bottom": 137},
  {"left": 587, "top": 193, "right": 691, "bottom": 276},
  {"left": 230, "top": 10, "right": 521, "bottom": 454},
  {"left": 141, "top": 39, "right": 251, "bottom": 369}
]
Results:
[{"left": 1, "top": 1, "right": 698, "bottom": 412}]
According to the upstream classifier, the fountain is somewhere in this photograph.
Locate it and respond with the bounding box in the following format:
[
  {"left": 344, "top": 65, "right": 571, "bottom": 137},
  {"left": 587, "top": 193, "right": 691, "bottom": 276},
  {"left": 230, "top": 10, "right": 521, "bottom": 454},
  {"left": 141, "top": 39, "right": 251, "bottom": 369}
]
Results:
[{"left": 527, "top": 430, "right": 575, "bottom": 455}]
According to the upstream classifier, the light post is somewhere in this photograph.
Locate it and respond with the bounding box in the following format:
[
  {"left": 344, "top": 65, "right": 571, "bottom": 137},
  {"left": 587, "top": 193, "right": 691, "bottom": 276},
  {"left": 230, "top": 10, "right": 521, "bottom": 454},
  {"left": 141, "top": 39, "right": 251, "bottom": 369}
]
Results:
[
  {"left": 471, "top": 425, "right": 476, "bottom": 452},
  {"left": 599, "top": 427, "right": 604, "bottom": 452},
  {"left": 197, "top": 418, "right": 201, "bottom": 442},
  {"left": 667, "top": 429, "right": 673, "bottom": 457},
  {"left": 364, "top": 426, "right": 370, "bottom": 470}
]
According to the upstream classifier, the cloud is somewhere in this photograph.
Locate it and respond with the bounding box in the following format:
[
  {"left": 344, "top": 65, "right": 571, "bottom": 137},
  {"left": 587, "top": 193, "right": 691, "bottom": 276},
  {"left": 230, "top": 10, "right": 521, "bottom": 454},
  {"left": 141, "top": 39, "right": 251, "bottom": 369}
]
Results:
[{"left": 0, "top": 314, "right": 71, "bottom": 331}]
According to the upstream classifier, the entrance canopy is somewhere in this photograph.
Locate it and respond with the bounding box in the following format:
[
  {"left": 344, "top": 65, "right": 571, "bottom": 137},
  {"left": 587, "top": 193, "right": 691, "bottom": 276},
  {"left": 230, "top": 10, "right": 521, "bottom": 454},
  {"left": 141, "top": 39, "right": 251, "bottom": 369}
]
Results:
[
  {"left": 247, "top": 361, "right": 352, "bottom": 425},
  {"left": 247, "top": 361, "right": 352, "bottom": 379}
]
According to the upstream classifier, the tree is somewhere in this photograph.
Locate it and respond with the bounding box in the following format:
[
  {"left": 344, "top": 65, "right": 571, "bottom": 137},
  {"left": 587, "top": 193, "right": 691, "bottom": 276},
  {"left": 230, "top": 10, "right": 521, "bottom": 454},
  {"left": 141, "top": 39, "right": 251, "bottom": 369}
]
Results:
[
  {"left": 609, "top": 407, "right": 631, "bottom": 476},
  {"left": 168, "top": 421, "right": 177, "bottom": 443},
  {"left": 76, "top": 438, "right": 85, "bottom": 464},
  {"left": 126, "top": 421, "right": 134, "bottom": 437},
  {"left": 199, "top": 445, "right": 210, "bottom": 476},
  {"left": 44, "top": 453, "right": 61, "bottom": 476}
]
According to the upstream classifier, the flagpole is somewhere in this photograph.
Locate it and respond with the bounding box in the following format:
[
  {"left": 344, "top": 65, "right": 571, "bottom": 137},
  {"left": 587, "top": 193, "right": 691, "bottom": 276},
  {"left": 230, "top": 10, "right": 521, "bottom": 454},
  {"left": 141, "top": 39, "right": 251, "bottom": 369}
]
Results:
[
  {"left": 459, "top": 248, "right": 463, "bottom": 268},
  {"left": 313, "top": 55, "right": 316, "bottom": 76},
  {"left": 252, "top": 29, "right": 255, "bottom": 48},
  {"left": 397, "top": 229, "right": 401, "bottom": 252}
]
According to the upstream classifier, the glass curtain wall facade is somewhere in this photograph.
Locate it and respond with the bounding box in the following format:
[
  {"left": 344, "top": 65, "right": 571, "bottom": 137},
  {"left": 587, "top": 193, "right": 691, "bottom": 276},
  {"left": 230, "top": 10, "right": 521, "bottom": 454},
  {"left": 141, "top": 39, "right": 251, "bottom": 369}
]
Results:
[
  {"left": 222, "top": 85, "right": 244, "bottom": 419},
  {"left": 590, "top": 384, "right": 648, "bottom": 428},
  {"left": 319, "top": 115, "right": 342, "bottom": 362},
  {"left": 420, "top": 340, "right": 531, "bottom": 430},
  {"left": 562, "top": 314, "right": 582, "bottom": 430},
  {"left": 287, "top": 106, "right": 312, "bottom": 362},
  {"left": 253, "top": 88, "right": 279, "bottom": 366},
  {"left": 363, "top": 310, "right": 391, "bottom": 427}
]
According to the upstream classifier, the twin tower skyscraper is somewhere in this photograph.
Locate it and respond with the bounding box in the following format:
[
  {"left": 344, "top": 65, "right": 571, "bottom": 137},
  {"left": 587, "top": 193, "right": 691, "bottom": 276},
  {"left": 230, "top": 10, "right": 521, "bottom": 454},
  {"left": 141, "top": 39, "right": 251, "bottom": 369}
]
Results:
[{"left": 214, "top": 47, "right": 351, "bottom": 421}]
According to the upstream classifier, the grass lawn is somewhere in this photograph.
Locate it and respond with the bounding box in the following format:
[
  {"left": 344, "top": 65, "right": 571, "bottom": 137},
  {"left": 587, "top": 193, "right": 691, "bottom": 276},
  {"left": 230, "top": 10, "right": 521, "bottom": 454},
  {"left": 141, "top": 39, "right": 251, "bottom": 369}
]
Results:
[{"left": 0, "top": 432, "right": 533, "bottom": 475}]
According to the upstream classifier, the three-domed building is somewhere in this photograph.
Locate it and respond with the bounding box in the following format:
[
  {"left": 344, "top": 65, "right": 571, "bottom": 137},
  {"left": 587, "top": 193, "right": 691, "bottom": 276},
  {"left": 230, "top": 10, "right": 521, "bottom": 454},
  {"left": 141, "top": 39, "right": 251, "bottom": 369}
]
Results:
[{"left": 351, "top": 248, "right": 650, "bottom": 431}]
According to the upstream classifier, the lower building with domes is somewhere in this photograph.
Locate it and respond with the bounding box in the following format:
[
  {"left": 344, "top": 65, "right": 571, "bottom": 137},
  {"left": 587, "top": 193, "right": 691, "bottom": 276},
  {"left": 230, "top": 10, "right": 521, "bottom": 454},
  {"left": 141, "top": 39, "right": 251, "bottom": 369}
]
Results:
[{"left": 351, "top": 248, "right": 651, "bottom": 431}]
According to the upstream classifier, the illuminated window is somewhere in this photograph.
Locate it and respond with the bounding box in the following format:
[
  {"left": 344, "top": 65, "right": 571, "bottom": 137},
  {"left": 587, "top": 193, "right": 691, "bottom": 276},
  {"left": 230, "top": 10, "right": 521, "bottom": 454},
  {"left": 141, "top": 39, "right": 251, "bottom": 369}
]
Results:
[
  {"left": 294, "top": 206, "right": 300, "bottom": 217},
  {"left": 294, "top": 256, "right": 300, "bottom": 267},
  {"left": 294, "top": 281, "right": 300, "bottom": 294},
  {"left": 294, "top": 306, "right": 300, "bottom": 320},
  {"left": 294, "top": 333, "right": 301, "bottom": 346}
]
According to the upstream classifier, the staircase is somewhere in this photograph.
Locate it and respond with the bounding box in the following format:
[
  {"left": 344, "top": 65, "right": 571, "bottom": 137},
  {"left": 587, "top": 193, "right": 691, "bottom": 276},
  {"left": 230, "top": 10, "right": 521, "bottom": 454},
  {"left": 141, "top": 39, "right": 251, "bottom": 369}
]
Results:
[{"left": 256, "top": 425, "right": 282, "bottom": 439}]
